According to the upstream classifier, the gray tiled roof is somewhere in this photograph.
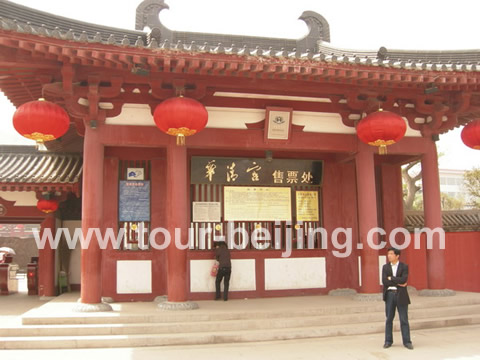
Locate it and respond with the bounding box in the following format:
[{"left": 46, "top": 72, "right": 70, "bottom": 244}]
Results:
[
  {"left": 135, "top": 1, "right": 330, "bottom": 51},
  {"left": 0, "top": 146, "right": 82, "bottom": 184},
  {"left": 0, "top": 0, "right": 144, "bottom": 43},
  {"left": 1, "top": 0, "right": 478, "bottom": 71},
  {"left": 317, "top": 43, "right": 480, "bottom": 71},
  {"left": 404, "top": 210, "right": 480, "bottom": 232}
]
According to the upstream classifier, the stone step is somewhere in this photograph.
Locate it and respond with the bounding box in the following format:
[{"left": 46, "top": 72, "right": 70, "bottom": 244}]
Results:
[
  {"left": 21, "top": 295, "right": 480, "bottom": 326},
  {"left": 1, "top": 314, "right": 480, "bottom": 349},
  {"left": 2, "top": 303, "right": 480, "bottom": 337}
]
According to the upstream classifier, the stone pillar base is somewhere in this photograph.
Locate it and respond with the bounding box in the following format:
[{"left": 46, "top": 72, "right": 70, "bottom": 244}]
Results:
[
  {"left": 73, "top": 299, "right": 113, "bottom": 312},
  {"left": 328, "top": 288, "right": 357, "bottom": 296},
  {"left": 154, "top": 295, "right": 168, "bottom": 303},
  {"left": 157, "top": 301, "right": 199, "bottom": 311},
  {"left": 418, "top": 289, "right": 456, "bottom": 297},
  {"left": 353, "top": 293, "right": 383, "bottom": 302},
  {"left": 101, "top": 296, "right": 114, "bottom": 303}
]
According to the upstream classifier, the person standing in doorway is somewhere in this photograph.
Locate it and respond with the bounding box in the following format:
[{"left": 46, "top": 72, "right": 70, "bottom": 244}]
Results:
[
  {"left": 214, "top": 241, "right": 231, "bottom": 301},
  {"left": 382, "top": 247, "right": 413, "bottom": 350}
]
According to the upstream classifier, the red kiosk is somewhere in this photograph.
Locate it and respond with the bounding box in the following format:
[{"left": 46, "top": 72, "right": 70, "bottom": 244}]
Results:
[{"left": 0, "top": 0, "right": 479, "bottom": 311}]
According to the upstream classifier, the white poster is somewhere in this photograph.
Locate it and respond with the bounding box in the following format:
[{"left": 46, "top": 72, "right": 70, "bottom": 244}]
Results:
[
  {"left": 192, "top": 202, "right": 221, "bottom": 222},
  {"left": 224, "top": 186, "right": 291, "bottom": 221}
]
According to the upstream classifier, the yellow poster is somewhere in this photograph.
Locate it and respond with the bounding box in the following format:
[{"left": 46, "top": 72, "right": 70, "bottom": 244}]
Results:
[
  {"left": 224, "top": 186, "right": 291, "bottom": 221},
  {"left": 296, "top": 191, "right": 319, "bottom": 222}
]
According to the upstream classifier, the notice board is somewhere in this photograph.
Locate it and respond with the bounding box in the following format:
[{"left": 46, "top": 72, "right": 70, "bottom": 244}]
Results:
[
  {"left": 223, "top": 186, "right": 291, "bottom": 221},
  {"left": 119, "top": 180, "right": 151, "bottom": 222}
]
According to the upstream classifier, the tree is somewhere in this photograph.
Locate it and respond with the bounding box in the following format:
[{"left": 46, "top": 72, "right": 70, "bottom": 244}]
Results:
[
  {"left": 402, "top": 160, "right": 422, "bottom": 210},
  {"left": 440, "top": 192, "right": 465, "bottom": 210},
  {"left": 402, "top": 151, "right": 444, "bottom": 210},
  {"left": 464, "top": 167, "right": 480, "bottom": 208}
]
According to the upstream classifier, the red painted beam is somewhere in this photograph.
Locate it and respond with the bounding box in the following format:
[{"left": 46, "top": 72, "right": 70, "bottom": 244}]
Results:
[{"left": 99, "top": 124, "right": 359, "bottom": 153}]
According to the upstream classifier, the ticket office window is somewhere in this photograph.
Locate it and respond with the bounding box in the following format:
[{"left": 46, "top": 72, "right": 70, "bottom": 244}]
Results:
[
  {"left": 190, "top": 185, "right": 324, "bottom": 251},
  {"left": 190, "top": 157, "right": 324, "bottom": 251}
]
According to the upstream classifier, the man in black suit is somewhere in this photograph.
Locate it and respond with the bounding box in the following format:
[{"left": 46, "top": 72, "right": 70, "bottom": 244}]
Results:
[{"left": 382, "top": 247, "right": 413, "bottom": 350}]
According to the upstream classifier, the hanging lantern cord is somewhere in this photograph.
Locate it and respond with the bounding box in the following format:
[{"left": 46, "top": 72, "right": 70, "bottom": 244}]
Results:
[{"left": 175, "top": 87, "right": 185, "bottom": 97}]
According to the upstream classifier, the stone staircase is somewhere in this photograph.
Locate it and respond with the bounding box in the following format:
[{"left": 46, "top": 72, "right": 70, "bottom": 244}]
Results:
[{"left": 1, "top": 293, "right": 480, "bottom": 349}]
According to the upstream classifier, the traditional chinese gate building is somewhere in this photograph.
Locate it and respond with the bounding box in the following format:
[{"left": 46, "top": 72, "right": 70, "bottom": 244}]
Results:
[{"left": 0, "top": 0, "right": 479, "bottom": 310}]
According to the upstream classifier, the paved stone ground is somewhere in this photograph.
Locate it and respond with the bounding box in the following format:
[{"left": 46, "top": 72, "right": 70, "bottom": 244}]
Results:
[
  {"left": 0, "top": 324, "right": 479, "bottom": 359},
  {"left": 1, "top": 290, "right": 480, "bottom": 359},
  {"left": 15, "top": 290, "right": 480, "bottom": 320},
  {"left": 0, "top": 285, "right": 45, "bottom": 327}
]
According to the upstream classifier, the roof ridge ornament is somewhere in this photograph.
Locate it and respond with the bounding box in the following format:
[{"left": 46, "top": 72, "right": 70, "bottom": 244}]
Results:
[
  {"left": 298, "top": 11, "right": 330, "bottom": 43},
  {"left": 135, "top": 1, "right": 330, "bottom": 52},
  {"left": 135, "top": 0, "right": 170, "bottom": 31}
]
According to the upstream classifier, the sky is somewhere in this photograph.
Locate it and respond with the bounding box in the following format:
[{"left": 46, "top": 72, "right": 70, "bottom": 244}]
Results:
[{"left": 1, "top": 0, "right": 479, "bottom": 169}]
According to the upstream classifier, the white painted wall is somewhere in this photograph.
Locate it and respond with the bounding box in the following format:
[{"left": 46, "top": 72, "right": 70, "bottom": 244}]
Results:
[
  {"left": 105, "top": 104, "right": 422, "bottom": 137},
  {"left": 379, "top": 255, "right": 387, "bottom": 286},
  {"left": 0, "top": 191, "right": 38, "bottom": 206},
  {"left": 264, "top": 257, "right": 326, "bottom": 290},
  {"left": 190, "top": 259, "right": 256, "bottom": 292},
  {"left": 358, "top": 255, "right": 387, "bottom": 287},
  {"left": 117, "top": 260, "right": 152, "bottom": 294}
]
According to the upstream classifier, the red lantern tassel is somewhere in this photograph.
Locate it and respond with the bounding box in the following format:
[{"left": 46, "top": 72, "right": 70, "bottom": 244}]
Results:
[{"left": 176, "top": 134, "right": 186, "bottom": 146}]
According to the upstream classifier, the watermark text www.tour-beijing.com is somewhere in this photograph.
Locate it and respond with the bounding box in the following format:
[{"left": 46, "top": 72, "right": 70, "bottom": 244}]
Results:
[{"left": 33, "top": 222, "right": 445, "bottom": 258}]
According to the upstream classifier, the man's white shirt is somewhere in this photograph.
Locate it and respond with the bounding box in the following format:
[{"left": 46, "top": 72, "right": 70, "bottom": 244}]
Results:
[{"left": 388, "top": 262, "right": 399, "bottom": 290}]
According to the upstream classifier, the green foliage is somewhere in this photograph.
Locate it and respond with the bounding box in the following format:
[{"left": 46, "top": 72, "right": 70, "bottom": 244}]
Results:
[
  {"left": 464, "top": 167, "right": 480, "bottom": 208},
  {"left": 440, "top": 192, "right": 465, "bottom": 210}
]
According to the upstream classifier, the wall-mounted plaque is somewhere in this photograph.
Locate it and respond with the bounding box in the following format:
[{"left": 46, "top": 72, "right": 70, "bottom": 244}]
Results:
[
  {"left": 296, "top": 191, "right": 319, "bottom": 222},
  {"left": 224, "top": 186, "right": 291, "bottom": 222},
  {"left": 119, "top": 180, "right": 150, "bottom": 222},
  {"left": 266, "top": 107, "right": 292, "bottom": 141},
  {"left": 191, "top": 157, "right": 323, "bottom": 186},
  {"left": 192, "top": 202, "right": 221, "bottom": 222}
]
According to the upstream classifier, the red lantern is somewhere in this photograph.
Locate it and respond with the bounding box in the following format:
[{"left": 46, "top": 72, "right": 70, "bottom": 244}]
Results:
[
  {"left": 37, "top": 199, "right": 58, "bottom": 214},
  {"left": 13, "top": 98, "right": 70, "bottom": 144},
  {"left": 461, "top": 119, "right": 480, "bottom": 150},
  {"left": 153, "top": 96, "right": 208, "bottom": 145},
  {"left": 356, "top": 109, "right": 407, "bottom": 154}
]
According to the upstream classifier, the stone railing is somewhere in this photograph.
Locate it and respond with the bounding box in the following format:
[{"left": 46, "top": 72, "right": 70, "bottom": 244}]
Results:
[{"left": 404, "top": 210, "right": 480, "bottom": 232}]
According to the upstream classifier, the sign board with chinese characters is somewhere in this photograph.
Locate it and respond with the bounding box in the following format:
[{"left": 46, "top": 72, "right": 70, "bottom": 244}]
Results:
[
  {"left": 191, "top": 157, "right": 322, "bottom": 186},
  {"left": 224, "top": 186, "right": 292, "bottom": 222},
  {"left": 119, "top": 180, "right": 150, "bottom": 222},
  {"left": 296, "top": 191, "right": 319, "bottom": 222},
  {"left": 192, "top": 202, "right": 221, "bottom": 222}
]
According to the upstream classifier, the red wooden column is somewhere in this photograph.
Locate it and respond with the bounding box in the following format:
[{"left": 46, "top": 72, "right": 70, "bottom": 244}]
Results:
[
  {"left": 421, "top": 139, "right": 445, "bottom": 290},
  {"left": 76, "top": 125, "right": 111, "bottom": 310},
  {"left": 355, "top": 141, "right": 380, "bottom": 293},
  {"left": 165, "top": 138, "right": 189, "bottom": 303},
  {"left": 38, "top": 213, "right": 56, "bottom": 297}
]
